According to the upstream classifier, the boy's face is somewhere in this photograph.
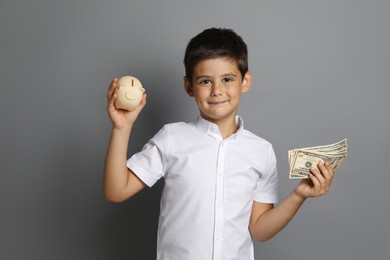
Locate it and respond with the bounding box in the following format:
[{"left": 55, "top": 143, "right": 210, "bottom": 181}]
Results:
[{"left": 184, "top": 57, "right": 252, "bottom": 125}]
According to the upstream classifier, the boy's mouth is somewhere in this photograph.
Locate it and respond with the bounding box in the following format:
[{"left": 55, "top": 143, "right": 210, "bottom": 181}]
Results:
[{"left": 208, "top": 100, "right": 227, "bottom": 106}]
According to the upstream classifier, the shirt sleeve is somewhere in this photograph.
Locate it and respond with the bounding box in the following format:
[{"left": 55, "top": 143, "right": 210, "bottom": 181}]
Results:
[
  {"left": 126, "top": 126, "right": 169, "bottom": 187},
  {"left": 253, "top": 144, "right": 279, "bottom": 204}
]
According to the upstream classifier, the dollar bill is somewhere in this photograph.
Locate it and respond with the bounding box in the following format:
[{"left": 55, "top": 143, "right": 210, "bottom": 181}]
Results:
[{"left": 288, "top": 139, "right": 348, "bottom": 179}]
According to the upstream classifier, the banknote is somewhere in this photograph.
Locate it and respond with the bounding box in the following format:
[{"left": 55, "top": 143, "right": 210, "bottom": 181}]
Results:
[{"left": 289, "top": 139, "right": 348, "bottom": 179}]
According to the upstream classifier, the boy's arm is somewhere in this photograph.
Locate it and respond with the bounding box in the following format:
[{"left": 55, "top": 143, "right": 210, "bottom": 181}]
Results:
[
  {"left": 249, "top": 162, "right": 334, "bottom": 241},
  {"left": 104, "top": 127, "right": 146, "bottom": 202},
  {"left": 103, "top": 78, "right": 147, "bottom": 203}
]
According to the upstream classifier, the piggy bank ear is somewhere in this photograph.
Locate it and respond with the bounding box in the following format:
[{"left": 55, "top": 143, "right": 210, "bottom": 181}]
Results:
[{"left": 140, "top": 86, "right": 145, "bottom": 93}]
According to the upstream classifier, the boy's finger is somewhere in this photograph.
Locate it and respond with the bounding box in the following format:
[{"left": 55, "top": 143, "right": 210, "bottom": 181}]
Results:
[
  {"left": 308, "top": 172, "right": 321, "bottom": 191},
  {"left": 318, "top": 161, "right": 334, "bottom": 181},
  {"left": 310, "top": 166, "right": 327, "bottom": 189},
  {"left": 139, "top": 93, "right": 147, "bottom": 106},
  {"left": 108, "top": 92, "right": 117, "bottom": 107},
  {"left": 107, "top": 78, "right": 118, "bottom": 99},
  {"left": 132, "top": 93, "right": 147, "bottom": 113},
  {"left": 325, "top": 162, "right": 334, "bottom": 176}
]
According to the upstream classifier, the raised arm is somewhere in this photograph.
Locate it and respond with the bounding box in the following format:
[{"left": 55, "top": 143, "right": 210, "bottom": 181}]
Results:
[
  {"left": 103, "top": 78, "right": 147, "bottom": 203},
  {"left": 249, "top": 161, "right": 334, "bottom": 241}
]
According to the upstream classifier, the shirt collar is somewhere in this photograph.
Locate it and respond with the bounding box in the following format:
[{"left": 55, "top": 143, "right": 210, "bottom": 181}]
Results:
[{"left": 194, "top": 116, "right": 244, "bottom": 139}]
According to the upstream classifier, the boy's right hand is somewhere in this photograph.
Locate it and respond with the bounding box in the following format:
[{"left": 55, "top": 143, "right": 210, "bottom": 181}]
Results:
[{"left": 107, "top": 78, "right": 147, "bottom": 130}]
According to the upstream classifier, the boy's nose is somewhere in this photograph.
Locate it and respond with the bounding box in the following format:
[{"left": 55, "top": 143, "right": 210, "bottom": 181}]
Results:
[{"left": 211, "top": 82, "right": 223, "bottom": 96}]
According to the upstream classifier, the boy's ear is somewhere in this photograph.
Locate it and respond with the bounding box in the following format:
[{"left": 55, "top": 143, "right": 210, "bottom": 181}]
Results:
[
  {"left": 183, "top": 76, "right": 194, "bottom": 97},
  {"left": 241, "top": 70, "right": 252, "bottom": 93}
]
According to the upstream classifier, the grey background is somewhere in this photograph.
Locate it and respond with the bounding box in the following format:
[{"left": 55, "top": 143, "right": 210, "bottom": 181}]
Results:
[{"left": 1, "top": 0, "right": 389, "bottom": 259}]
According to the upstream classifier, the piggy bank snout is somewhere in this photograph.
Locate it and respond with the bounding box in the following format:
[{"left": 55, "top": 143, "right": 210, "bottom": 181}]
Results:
[
  {"left": 124, "top": 86, "right": 144, "bottom": 100},
  {"left": 125, "top": 91, "right": 137, "bottom": 100}
]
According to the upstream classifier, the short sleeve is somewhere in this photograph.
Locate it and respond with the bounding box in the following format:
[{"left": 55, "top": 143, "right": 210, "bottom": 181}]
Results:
[
  {"left": 253, "top": 145, "right": 279, "bottom": 204},
  {"left": 126, "top": 126, "right": 169, "bottom": 187}
]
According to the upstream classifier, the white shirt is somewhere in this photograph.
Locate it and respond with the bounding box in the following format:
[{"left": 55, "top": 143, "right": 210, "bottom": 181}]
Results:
[{"left": 127, "top": 116, "right": 279, "bottom": 260}]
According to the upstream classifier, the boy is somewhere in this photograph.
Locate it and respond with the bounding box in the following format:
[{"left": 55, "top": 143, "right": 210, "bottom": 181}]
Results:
[{"left": 104, "top": 28, "right": 335, "bottom": 260}]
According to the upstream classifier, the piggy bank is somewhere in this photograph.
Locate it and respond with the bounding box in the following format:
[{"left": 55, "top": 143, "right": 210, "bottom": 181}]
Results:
[{"left": 115, "top": 76, "right": 145, "bottom": 111}]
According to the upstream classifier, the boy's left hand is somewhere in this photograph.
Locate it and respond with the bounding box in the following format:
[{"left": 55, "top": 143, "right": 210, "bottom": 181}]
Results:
[{"left": 294, "top": 162, "right": 335, "bottom": 199}]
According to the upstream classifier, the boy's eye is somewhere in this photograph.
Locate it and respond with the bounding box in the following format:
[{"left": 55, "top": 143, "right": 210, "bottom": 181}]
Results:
[
  {"left": 200, "top": 79, "right": 212, "bottom": 85},
  {"left": 223, "top": 77, "right": 234, "bottom": 83}
]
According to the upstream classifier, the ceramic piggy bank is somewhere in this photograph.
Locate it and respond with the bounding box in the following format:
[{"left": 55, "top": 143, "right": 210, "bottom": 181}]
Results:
[{"left": 115, "top": 76, "right": 145, "bottom": 111}]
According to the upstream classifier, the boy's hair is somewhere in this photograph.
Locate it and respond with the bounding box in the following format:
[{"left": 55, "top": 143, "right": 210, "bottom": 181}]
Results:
[{"left": 184, "top": 28, "right": 248, "bottom": 83}]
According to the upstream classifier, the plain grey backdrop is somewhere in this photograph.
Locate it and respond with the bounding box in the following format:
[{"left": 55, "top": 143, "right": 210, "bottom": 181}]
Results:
[{"left": 1, "top": 0, "right": 389, "bottom": 259}]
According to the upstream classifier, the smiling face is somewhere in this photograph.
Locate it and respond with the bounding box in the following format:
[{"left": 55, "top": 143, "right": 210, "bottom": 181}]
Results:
[{"left": 184, "top": 57, "right": 252, "bottom": 126}]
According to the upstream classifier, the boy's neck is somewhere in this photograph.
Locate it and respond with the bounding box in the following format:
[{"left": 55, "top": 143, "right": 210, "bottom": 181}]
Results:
[
  {"left": 219, "top": 123, "right": 238, "bottom": 139},
  {"left": 203, "top": 115, "right": 238, "bottom": 139}
]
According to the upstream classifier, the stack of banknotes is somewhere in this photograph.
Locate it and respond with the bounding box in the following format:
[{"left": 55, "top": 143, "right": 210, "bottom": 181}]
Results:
[{"left": 289, "top": 139, "right": 348, "bottom": 179}]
